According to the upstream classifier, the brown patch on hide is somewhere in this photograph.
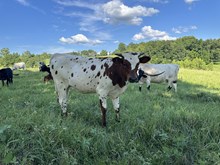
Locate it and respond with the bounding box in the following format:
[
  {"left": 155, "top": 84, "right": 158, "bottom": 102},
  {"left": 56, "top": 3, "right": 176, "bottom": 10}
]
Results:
[
  {"left": 104, "top": 58, "right": 131, "bottom": 88},
  {"left": 44, "top": 74, "right": 53, "bottom": 83}
]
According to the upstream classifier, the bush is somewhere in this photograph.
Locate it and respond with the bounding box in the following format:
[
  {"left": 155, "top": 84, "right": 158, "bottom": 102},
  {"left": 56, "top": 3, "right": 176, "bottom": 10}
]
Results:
[{"left": 174, "top": 58, "right": 213, "bottom": 70}]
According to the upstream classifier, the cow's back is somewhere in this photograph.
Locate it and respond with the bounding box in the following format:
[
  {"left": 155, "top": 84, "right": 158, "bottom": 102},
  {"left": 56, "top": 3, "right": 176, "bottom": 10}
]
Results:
[
  {"left": 50, "top": 54, "right": 114, "bottom": 93},
  {"left": 13, "top": 62, "right": 25, "bottom": 70},
  {"left": 139, "top": 64, "right": 179, "bottom": 82}
]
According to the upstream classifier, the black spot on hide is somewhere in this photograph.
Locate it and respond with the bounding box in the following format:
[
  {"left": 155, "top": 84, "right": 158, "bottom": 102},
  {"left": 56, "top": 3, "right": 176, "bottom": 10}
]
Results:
[{"left": 91, "top": 65, "right": 96, "bottom": 71}]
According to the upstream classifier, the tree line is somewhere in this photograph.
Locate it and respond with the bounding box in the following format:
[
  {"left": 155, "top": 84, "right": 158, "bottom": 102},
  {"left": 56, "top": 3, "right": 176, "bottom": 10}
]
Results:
[
  {"left": 114, "top": 36, "right": 220, "bottom": 70},
  {"left": 0, "top": 48, "right": 51, "bottom": 68},
  {"left": 0, "top": 36, "right": 220, "bottom": 70}
]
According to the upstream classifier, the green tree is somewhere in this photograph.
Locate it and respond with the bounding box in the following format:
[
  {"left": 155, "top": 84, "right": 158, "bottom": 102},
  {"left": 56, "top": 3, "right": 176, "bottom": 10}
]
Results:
[
  {"left": 114, "top": 42, "right": 127, "bottom": 53},
  {"left": 211, "top": 49, "right": 220, "bottom": 63},
  {"left": 81, "top": 50, "right": 97, "bottom": 56},
  {"left": 99, "top": 50, "right": 108, "bottom": 56},
  {"left": 0, "top": 48, "right": 10, "bottom": 57},
  {"left": 21, "top": 51, "right": 33, "bottom": 62},
  {"left": 0, "top": 48, "right": 14, "bottom": 67}
]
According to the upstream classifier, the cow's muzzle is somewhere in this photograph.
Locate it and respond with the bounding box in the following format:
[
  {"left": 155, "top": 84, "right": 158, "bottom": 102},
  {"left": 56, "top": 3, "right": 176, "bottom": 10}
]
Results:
[{"left": 129, "top": 77, "right": 138, "bottom": 83}]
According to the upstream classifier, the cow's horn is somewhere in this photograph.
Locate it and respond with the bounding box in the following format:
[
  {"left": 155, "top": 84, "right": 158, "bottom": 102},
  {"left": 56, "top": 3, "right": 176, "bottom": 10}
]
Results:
[
  {"left": 96, "top": 55, "right": 122, "bottom": 59},
  {"left": 144, "top": 71, "right": 165, "bottom": 77},
  {"left": 110, "top": 53, "right": 123, "bottom": 59},
  {"left": 138, "top": 52, "right": 145, "bottom": 57}
]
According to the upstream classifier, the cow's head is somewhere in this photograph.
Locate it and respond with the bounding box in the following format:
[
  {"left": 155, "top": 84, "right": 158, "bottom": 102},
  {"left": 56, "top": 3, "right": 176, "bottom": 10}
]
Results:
[{"left": 113, "top": 52, "right": 151, "bottom": 83}]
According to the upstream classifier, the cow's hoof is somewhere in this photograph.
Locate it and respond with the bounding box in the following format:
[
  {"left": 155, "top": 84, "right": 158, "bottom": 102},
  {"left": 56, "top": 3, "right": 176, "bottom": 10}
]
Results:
[
  {"left": 102, "top": 122, "right": 107, "bottom": 127},
  {"left": 167, "top": 86, "right": 172, "bottom": 91},
  {"left": 61, "top": 112, "right": 68, "bottom": 117},
  {"left": 115, "top": 119, "right": 120, "bottom": 123},
  {"left": 115, "top": 113, "right": 120, "bottom": 122}
]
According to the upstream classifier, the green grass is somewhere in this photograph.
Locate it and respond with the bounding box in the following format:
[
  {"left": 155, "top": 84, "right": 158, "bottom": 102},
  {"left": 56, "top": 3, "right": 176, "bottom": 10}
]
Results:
[
  {"left": 213, "top": 63, "right": 220, "bottom": 71},
  {"left": 0, "top": 67, "right": 220, "bottom": 164}
]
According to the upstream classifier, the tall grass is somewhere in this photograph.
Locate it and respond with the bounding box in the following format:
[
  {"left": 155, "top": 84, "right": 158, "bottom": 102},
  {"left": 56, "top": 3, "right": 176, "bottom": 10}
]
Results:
[{"left": 0, "top": 66, "right": 220, "bottom": 164}]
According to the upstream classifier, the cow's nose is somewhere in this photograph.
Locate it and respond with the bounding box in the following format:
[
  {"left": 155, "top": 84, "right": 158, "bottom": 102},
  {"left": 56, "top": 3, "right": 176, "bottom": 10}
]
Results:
[{"left": 129, "top": 77, "right": 138, "bottom": 83}]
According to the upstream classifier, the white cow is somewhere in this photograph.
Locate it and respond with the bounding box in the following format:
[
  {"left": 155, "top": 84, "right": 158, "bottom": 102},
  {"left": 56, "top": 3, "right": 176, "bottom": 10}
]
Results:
[
  {"left": 50, "top": 52, "right": 151, "bottom": 127},
  {"left": 13, "top": 62, "right": 26, "bottom": 70},
  {"left": 138, "top": 64, "right": 179, "bottom": 92}
]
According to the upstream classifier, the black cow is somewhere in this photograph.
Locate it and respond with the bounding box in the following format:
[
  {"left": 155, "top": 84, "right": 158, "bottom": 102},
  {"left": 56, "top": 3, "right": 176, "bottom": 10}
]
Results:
[
  {"left": 0, "top": 68, "right": 13, "bottom": 86},
  {"left": 39, "top": 63, "right": 53, "bottom": 83},
  {"left": 39, "top": 64, "right": 51, "bottom": 74}
]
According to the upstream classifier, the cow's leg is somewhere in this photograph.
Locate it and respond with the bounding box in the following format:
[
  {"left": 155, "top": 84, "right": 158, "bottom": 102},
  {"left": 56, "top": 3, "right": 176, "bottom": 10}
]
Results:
[
  {"left": 10, "top": 78, "right": 13, "bottom": 84},
  {"left": 167, "top": 79, "right": 172, "bottom": 91},
  {"left": 57, "top": 84, "right": 70, "bottom": 116},
  {"left": 6, "top": 78, "right": 9, "bottom": 86},
  {"left": 173, "top": 80, "right": 177, "bottom": 92},
  {"left": 99, "top": 96, "right": 107, "bottom": 127},
  {"left": 146, "top": 79, "right": 151, "bottom": 90},
  {"left": 2, "top": 80, "right": 4, "bottom": 86},
  {"left": 54, "top": 82, "right": 59, "bottom": 103},
  {"left": 139, "top": 81, "right": 143, "bottom": 92},
  {"left": 112, "top": 97, "right": 120, "bottom": 122}
]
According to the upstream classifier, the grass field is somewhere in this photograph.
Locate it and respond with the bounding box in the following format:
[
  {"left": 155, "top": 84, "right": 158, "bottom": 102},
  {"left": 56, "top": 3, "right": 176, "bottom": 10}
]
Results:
[{"left": 0, "top": 66, "right": 220, "bottom": 164}]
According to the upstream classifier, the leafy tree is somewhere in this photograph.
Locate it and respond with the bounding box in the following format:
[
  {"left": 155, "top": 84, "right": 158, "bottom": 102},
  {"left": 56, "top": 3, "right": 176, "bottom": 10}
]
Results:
[
  {"left": 0, "top": 48, "right": 14, "bottom": 67},
  {"left": 0, "top": 48, "right": 10, "bottom": 57},
  {"left": 99, "top": 50, "right": 108, "bottom": 56},
  {"left": 114, "top": 42, "right": 127, "bottom": 53},
  {"left": 211, "top": 49, "right": 220, "bottom": 63},
  {"left": 80, "top": 50, "right": 97, "bottom": 56}
]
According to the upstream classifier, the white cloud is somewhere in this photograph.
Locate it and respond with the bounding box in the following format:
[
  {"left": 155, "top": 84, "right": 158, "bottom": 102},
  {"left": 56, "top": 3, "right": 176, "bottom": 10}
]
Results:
[
  {"left": 100, "top": 0, "right": 159, "bottom": 25},
  {"left": 137, "top": 0, "right": 169, "bottom": 3},
  {"left": 54, "top": 0, "right": 159, "bottom": 44},
  {"left": 132, "top": 26, "right": 176, "bottom": 41},
  {"left": 59, "top": 34, "right": 103, "bottom": 45},
  {"left": 16, "top": 0, "right": 45, "bottom": 14},
  {"left": 172, "top": 25, "right": 197, "bottom": 34},
  {"left": 16, "top": 0, "right": 30, "bottom": 6},
  {"left": 45, "top": 46, "right": 75, "bottom": 54},
  {"left": 184, "top": 0, "right": 199, "bottom": 4},
  {"left": 54, "top": 0, "right": 99, "bottom": 10},
  {"left": 55, "top": 0, "right": 159, "bottom": 25}
]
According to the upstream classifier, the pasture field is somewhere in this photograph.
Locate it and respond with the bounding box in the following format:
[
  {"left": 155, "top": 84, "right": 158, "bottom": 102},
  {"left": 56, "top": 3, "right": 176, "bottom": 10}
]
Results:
[{"left": 0, "top": 66, "right": 220, "bottom": 164}]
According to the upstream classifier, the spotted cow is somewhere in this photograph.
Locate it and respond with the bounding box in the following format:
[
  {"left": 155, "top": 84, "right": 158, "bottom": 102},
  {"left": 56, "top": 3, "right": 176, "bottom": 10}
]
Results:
[{"left": 50, "top": 52, "right": 151, "bottom": 127}]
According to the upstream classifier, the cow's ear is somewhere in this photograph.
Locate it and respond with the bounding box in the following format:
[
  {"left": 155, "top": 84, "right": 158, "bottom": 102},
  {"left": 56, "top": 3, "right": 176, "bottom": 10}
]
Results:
[
  {"left": 139, "top": 56, "right": 151, "bottom": 63},
  {"left": 112, "top": 57, "right": 123, "bottom": 63}
]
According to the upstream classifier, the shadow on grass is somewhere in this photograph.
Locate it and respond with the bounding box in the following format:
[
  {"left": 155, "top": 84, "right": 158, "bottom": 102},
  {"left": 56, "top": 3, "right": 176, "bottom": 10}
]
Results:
[{"left": 177, "top": 80, "right": 220, "bottom": 103}]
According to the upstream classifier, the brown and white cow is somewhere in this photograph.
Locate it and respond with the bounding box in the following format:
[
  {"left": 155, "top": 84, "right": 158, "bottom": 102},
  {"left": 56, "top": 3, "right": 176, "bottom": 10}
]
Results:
[{"left": 50, "top": 52, "right": 151, "bottom": 127}]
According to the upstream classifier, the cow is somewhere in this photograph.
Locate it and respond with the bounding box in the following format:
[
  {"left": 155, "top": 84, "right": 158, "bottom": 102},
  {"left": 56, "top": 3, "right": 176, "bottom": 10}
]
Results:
[
  {"left": 39, "top": 63, "right": 53, "bottom": 83},
  {"left": 50, "top": 52, "right": 151, "bottom": 127},
  {"left": 39, "top": 62, "right": 44, "bottom": 71},
  {"left": 39, "top": 64, "right": 51, "bottom": 73},
  {"left": 138, "top": 64, "right": 179, "bottom": 92},
  {"left": 44, "top": 73, "right": 53, "bottom": 83},
  {"left": 0, "top": 68, "right": 13, "bottom": 86},
  {"left": 13, "top": 62, "right": 26, "bottom": 70}
]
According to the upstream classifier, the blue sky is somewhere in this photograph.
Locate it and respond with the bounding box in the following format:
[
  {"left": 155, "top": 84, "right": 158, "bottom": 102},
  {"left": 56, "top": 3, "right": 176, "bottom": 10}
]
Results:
[{"left": 0, "top": 0, "right": 219, "bottom": 54}]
